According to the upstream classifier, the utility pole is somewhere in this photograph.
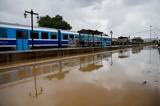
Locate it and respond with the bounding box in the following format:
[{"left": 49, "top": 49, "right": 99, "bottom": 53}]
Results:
[
  {"left": 110, "top": 31, "right": 113, "bottom": 45},
  {"left": 101, "top": 33, "right": 102, "bottom": 47},
  {"left": 149, "top": 26, "right": 152, "bottom": 45},
  {"left": 154, "top": 32, "right": 156, "bottom": 44},
  {"left": 24, "top": 9, "right": 39, "bottom": 49},
  {"left": 149, "top": 26, "right": 152, "bottom": 64}
]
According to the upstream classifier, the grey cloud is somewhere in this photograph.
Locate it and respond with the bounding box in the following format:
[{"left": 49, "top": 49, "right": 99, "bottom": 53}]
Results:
[
  {"left": 71, "top": 0, "right": 98, "bottom": 7},
  {"left": 0, "top": 0, "right": 160, "bottom": 38},
  {"left": 123, "top": 0, "right": 151, "bottom": 6}
]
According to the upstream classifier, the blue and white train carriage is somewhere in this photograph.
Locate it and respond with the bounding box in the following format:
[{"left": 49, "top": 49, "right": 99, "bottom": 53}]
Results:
[
  {"left": 78, "top": 33, "right": 111, "bottom": 47},
  {"left": 60, "top": 30, "right": 79, "bottom": 47},
  {"left": 0, "top": 22, "right": 79, "bottom": 50},
  {"left": 0, "top": 22, "right": 111, "bottom": 51},
  {"left": 0, "top": 22, "right": 59, "bottom": 50}
]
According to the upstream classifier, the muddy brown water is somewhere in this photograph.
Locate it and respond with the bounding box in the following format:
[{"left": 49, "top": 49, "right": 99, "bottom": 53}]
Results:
[{"left": 0, "top": 46, "right": 160, "bottom": 106}]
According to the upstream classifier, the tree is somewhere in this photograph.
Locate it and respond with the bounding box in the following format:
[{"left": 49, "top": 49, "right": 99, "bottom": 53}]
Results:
[
  {"left": 132, "top": 37, "right": 144, "bottom": 44},
  {"left": 38, "top": 15, "right": 72, "bottom": 30}
]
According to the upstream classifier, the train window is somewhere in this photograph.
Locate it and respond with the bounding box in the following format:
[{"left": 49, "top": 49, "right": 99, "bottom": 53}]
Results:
[
  {"left": 31, "top": 31, "right": 39, "bottom": 39},
  {"left": 22, "top": 32, "right": 28, "bottom": 39},
  {"left": 63, "top": 34, "right": 68, "bottom": 40},
  {"left": 69, "top": 34, "right": 74, "bottom": 39},
  {"left": 0, "top": 28, "right": 7, "bottom": 38},
  {"left": 51, "top": 32, "right": 57, "bottom": 39},
  {"left": 16, "top": 31, "right": 28, "bottom": 39},
  {"left": 42, "top": 32, "right": 48, "bottom": 39},
  {"left": 16, "top": 31, "right": 22, "bottom": 39},
  {"left": 75, "top": 35, "right": 79, "bottom": 38}
]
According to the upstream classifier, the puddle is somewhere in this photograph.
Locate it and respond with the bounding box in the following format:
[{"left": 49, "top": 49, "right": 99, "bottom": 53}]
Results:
[{"left": 0, "top": 46, "right": 160, "bottom": 106}]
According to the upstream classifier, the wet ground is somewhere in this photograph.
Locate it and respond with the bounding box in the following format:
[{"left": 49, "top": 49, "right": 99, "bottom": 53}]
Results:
[{"left": 0, "top": 46, "right": 160, "bottom": 106}]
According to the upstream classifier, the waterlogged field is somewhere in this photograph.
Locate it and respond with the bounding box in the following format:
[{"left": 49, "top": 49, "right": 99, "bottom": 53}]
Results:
[{"left": 0, "top": 46, "right": 160, "bottom": 106}]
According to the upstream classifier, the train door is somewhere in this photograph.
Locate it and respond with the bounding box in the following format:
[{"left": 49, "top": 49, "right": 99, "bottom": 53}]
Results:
[
  {"left": 58, "top": 30, "right": 62, "bottom": 48},
  {"left": 16, "top": 30, "right": 28, "bottom": 50},
  {"left": 68, "top": 34, "right": 75, "bottom": 47}
]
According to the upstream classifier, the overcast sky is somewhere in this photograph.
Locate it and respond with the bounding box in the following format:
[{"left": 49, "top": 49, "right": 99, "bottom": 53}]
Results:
[{"left": 0, "top": 0, "right": 160, "bottom": 38}]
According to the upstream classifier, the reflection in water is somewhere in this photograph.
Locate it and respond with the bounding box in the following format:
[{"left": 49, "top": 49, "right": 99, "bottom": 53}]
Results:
[
  {"left": 132, "top": 46, "right": 143, "bottom": 54},
  {"left": 157, "top": 48, "right": 160, "bottom": 65},
  {"left": 0, "top": 61, "right": 68, "bottom": 86},
  {"left": 45, "top": 61, "right": 70, "bottom": 80},
  {"left": 29, "top": 66, "right": 43, "bottom": 99},
  {"left": 102, "top": 52, "right": 113, "bottom": 66},
  {"left": 53, "top": 82, "right": 159, "bottom": 106},
  {"left": 0, "top": 47, "right": 160, "bottom": 106},
  {"left": 79, "top": 55, "right": 103, "bottom": 72},
  {"left": 118, "top": 49, "right": 130, "bottom": 58},
  {"left": 149, "top": 46, "right": 152, "bottom": 64},
  {"left": 158, "top": 48, "right": 160, "bottom": 54},
  {"left": 0, "top": 54, "right": 107, "bottom": 86},
  {"left": 0, "top": 53, "right": 110, "bottom": 87},
  {"left": 110, "top": 52, "right": 113, "bottom": 66},
  {"left": 148, "top": 46, "right": 158, "bottom": 65},
  {"left": 158, "top": 49, "right": 160, "bottom": 66},
  {"left": 46, "top": 70, "right": 70, "bottom": 80}
]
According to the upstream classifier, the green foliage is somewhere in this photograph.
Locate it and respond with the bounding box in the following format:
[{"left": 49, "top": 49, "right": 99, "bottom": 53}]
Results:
[
  {"left": 152, "top": 40, "right": 158, "bottom": 44},
  {"left": 132, "top": 37, "right": 144, "bottom": 43},
  {"left": 38, "top": 15, "right": 72, "bottom": 30}
]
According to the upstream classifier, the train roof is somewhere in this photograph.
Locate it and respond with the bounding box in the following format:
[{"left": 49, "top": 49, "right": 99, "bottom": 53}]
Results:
[
  {"left": 0, "top": 22, "right": 109, "bottom": 37},
  {"left": 79, "top": 33, "right": 110, "bottom": 38},
  {"left": 60, "top": 29, "right": 79, "bottom": 35},
  {"left": 0, "top": 22, "right": 78, "bottom": 34},
  {"left": 0, "top": 22, "right": 58, "bottom": 32}
]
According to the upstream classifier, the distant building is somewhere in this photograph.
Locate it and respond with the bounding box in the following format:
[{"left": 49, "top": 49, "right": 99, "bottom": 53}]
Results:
[
  {"left": 118, "top": 36, "right": 130, "bottom": 45},
  {"left": 112, "top": 38, "right": 118, "bottom": 45}
]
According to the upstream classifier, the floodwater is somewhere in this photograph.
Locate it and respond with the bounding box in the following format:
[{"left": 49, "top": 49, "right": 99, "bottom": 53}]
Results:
[{"left": 0, "top": 46, "right": 160, "bottom": 106}]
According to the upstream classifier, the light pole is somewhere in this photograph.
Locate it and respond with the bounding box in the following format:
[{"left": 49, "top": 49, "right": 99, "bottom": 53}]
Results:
[
  {"left": 24, "top": 9, "right": 39, "bottom": 49},
  {"left": 149, "top": 26, "right": 152, "bottom": 45},
  {"left": 154, "top": 32, "right": 156, "bottom": 44},
  {"left": 110, "top": 31, "right": 113, "bottom": 45}
]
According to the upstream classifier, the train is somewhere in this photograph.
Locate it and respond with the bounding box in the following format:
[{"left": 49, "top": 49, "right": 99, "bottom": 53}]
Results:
[{"left": 0, "top": 22, "right": 111, "bottom": 51}]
